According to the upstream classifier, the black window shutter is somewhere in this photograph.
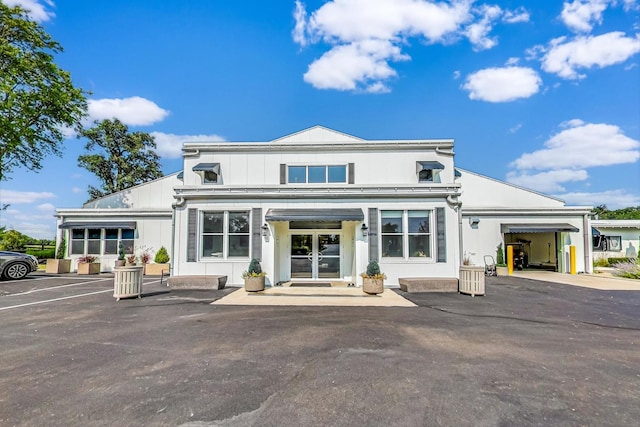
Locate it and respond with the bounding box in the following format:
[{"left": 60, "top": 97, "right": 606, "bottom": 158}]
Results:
[
  {"left": 251, "top": 208, "right": 262, "bottom": 261},
  {"left": 280, "top": 164, "right": 286, "bottom": 184},
  {"left": 436, "top": 207, "right": 446, "bottom": 263},
  {"left": 368, "top": 208, "right": 378, "bottom": 261},
  {"left": 348, "top": 163, "right": 355, "bottom": 184},
  {"left": 187, "top": 209, "right": 197, "bottom": 262}
]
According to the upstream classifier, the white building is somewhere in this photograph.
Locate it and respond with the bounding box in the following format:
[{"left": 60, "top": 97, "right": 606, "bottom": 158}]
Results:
[
  {"left": 55, "top": 126, "right": 593, "bottom": 284},
  {"left": 591, "top": 220, "right": 640, "bottom": 260}
]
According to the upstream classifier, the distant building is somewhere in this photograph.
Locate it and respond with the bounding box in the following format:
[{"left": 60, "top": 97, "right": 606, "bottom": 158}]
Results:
[
  {"left": 55, "top": 126, "right": 593, "bottom": 284},
  {"left": 591, "top": 220, "right": 640, "bottom": 260}
]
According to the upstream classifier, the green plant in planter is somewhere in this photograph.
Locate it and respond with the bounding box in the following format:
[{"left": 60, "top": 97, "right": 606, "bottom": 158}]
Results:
[
  {"left": 361, "top": 259, "right": 386, "bottom": 279},
  {"left": 496, "top": 243, "right": 506, "bottom": 266},
  {"left": 242, "top": 258, "right": 266, "bottom": 278},
  {"left": 154, "top": 246, "right": 170, "bottom": 264},
  {"left": 78, "top": 255, "right": 98, "bottom": 264},
  {"left": 118, "top": 241, "right": 126, "bottom": 261},
  {"left": 55, "top": 235, "right": 67, "bottom": 259},
  {"left": 361, "top": 260, "right": 386, "bottom": 295}
]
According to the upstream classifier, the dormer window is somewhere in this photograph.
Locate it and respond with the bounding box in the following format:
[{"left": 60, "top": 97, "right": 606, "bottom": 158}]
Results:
[
  {"left": 416, "top": 161, "right": 444, "bottom": 183},
  {"left": 193, "top": 163, "right": 221, "bottom": 184}
]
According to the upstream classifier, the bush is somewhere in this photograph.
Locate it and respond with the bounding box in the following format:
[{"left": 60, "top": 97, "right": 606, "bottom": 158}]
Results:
[
  {"left": 612, "top": 259, "right": 640, "bottom": 280},
  {"left": 361, "top": 260, "right": 386, "bottom": 279},
  {"left": 154, "top": 246, "right": 170, "bottom": 263},
  {"left": 608, "top": 257, "right": 633, "bottom": 265},
  {"left": 77, "top": 255, "right": 98, "bottom": 263},
  {"left": 243, "top": 258, "right": 266, "bottom": 278},
  {"left": 55, "top": 235, "right": 67, "bottom": 259},
  {"left": 26, "top": 249, "right": 55, "bottom": 259},
  {"left": 593, "top": 257, "right": 610, "bottom": 267}
]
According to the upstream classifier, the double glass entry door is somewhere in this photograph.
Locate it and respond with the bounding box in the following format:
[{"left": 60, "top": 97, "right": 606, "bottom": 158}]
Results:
[{"left": 290, "top": 233, "right": 341, "bottom": 279}]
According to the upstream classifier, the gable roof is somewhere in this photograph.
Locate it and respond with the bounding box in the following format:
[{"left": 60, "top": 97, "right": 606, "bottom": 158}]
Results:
[{"left": 272, "top": 125, "right": 363, "bottom": 144}]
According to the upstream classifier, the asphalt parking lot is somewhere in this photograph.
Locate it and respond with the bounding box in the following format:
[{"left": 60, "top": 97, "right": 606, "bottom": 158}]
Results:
[{"left": 1, "top": 273, "right": 639, "bottom": 427}]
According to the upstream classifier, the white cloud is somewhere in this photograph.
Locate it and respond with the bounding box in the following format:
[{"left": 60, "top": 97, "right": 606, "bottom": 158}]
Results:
[
  {"left": 150, "top": 132, "right": 225, "bottom": 159},
  {"left": 87, "top": 96, "right": 170, "bottom": 126},
  {"left": 293, "top": 0, "right": 529, "bottom": 92},
  {"left": 71, "top": 187, "right": 84, "bottom": 194},
  {"left": 540, "top": 32, "right": 640, "bottom": 79},
  {"left": 506, "top": 169, "right": 589, "bottom": 193},
  {"left": 509, "top": 124, "right": 522, "bottom": 134},
  {"left": 452, "top": 70, "right": 461, "bottom": 80},
  {"left": 555, "top": 189, "right": 640, "bottom": 209},
  {"left": 462, "top": 66, "right": 542, "bottom": 102},
  {"left": 505, "top": 57, "right": 519, "bottom": 65},
  {"left": 0, "top": 190, "right": 56, "bottom": 204},
  {"left": 303, "top": 39, "right": 408, "bottom": 92},
  {"left": 560, "top": 0, "right": 609, "bottom": 33},
  {"left": 36, "top": 203, "right": 56, "bottom": 213},
  {"left": 464, "top": 4, "right": 502, "bottom": 51},
  {"left": 502, "top": 7, "right": 530, "bottom": 23},
  {"left": 511, "top": 121, "right": 640, "bottom": 170},
  {"left": 3, "top": 0, "right": 55, "bottom": 22}
]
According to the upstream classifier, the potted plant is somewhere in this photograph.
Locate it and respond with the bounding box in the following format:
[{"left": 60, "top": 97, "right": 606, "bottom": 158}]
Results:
[
  {"left": 145, "top": 246, "right": 170, "bottom": 275},
  {"left": 126, "top": 254, "right": 137, "bottom": 266},
  {"left": 361, "top": 259, "right": 386, "bottom": 294},
  {"left": 114, "top": 241, "right": 126, "bottom": 267},
  {"left": 46, "top": 234, "right": 71, "bottom": 273},
  {"left": 496, "top": 243, "right": 508, "bottom": 276},
  {"left": 77, "top": 255, "right": 100, "bottom": 275},
  {"left": 243, "top": 258, "right": 266, "bottom": 292}
]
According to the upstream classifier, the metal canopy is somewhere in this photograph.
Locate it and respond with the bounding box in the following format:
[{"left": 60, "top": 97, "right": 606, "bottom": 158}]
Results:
[
  {"left": 265, "top": 208, "right": 364, "bottom": 222},
  {"left": 501, "top": 223, "right": 579, "bottom": 233},
  {"left": 192, "top": 163, "right": 220, "bottom": 173},
  {"left": 416, "top": 161, "right": 445, "bottom": 174},
  {"left": 59, "top": 222, "right": 137, "bottom": 229}
]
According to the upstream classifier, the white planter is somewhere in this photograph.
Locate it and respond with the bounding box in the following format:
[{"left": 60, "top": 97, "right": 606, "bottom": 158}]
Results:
[{"left": 113, "top": 266, "right": 143, "bottom": 300}]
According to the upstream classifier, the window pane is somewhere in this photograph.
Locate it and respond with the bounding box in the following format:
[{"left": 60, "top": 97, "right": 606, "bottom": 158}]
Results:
[
  {"left": 71, "top": 240, "right": 84, "bottom": 255},
  {"left": 121, "top": 229, "right": 134, "bottom": 239},
  {"left": 122, "top": 240, "right": 134, "bottom": 254},
  {"left": 87, "top": 240, "right": 101, "bottom": 254},
  {"left": 203, "top": 212, "right": 224, "bottom": 233},
  {"left": 418, "top": 169, "right": 433, "bottom": 182},
  {"left": 104, "top": 240, "right": 118, "bottom": 254},
  {"left": 381, "top": 211, "right": 403, "bottom": 233},
  {"left": 72, "top": 229, "right": 84, "bottom": 239},
  {"left": 88, "top": 229, "right": 101, "bottom": 239},
  {"left": 288, "top": 166, "right": 306, "bottom": 183},
  {"left": 204, "top": 171, "right": 218, "bottom": 183},
  {"left": 229, "top": 212, "right": 249, "bottom": 233},
  {"left": 105, "top": 229, "right": 118, "bottom": 240},
  {"left": 381, "top": 235, "right": 403, "bottom": 257},
  {"left": 228, "top": 235, "right": 249, "bottom": 257},
  {"left": 308, "top": 166, "right": 326, "bottom": 183},
  {"left": 328, "top": 165, "right": 346, "bottom": 183},
  {"left": 408, "top": 211, "right": 430, "bottom": 233},
  {"left": 409, "top": 235, "right": 430, "bottom": 257},
  {"left": 202, "top": 235, "right": 223, "bottom": 257}
]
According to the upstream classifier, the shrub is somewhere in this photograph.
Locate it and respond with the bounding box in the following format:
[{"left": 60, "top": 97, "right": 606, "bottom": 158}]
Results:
[
  {"left": 496, "top": 243, "right": 506, "bottom": 266},
  {"left": 361, "top": 260, "right": 386, "bottom": 279},
  {"left": 118, "top": 241, "right": 126, "bottom": 261},
  {"left": 77, "top": 255, "right": 98, "bottom": 264},
  {"left": 242, "top": 258, "right": 266, "bottom": 278},
  {"left": 612, "top": 259, "right": 640, "bottom": 280},
  {"left": 608, "top": 257, "right": 632, "bottom": 265},
  {"left": 593, "top": 257, "right": 609, "bottom": 267},
  {"left": 154, "top": 246, "right": 170, "bottom": 264},
  {"left": 55, "top": 235, "right": 67, "bottom": 259},
  {"left": 27, "top": 249, "right": 55, "bottom": 259}
]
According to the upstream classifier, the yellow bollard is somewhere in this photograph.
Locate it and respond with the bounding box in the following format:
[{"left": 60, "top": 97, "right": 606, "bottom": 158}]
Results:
[
  {"left": 507, "top": 245, "right": 513, "bottom": 275},
  {"left": 570, "top": 245, "right": 576, "bottom": 275}
]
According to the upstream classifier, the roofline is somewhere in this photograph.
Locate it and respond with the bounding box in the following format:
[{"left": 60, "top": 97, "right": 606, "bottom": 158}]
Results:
[
  {"left": 271, "top": 125, "right": 364, "bottom": 142},
  {"left": 80, "top": 171, "right": 182, "bottom": 208}
]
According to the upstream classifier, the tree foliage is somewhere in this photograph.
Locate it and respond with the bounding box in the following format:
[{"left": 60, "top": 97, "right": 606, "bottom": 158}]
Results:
[
  {"left": 78, "top": 118, "right": 163, "bottom": 201},
  {"left": 0, "top": 228, "right": 28, "bottom": 251},
  {"left": 0, "top": 3, "right": 87, "bottom": 181},
  {"left": 593, "top": 205, "right": 640, "bottom": 220}
]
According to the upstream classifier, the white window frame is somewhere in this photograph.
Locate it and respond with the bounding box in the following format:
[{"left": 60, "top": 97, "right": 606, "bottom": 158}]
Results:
[
  {"left": 380, "top": 210, "right": 433, "bottom": 260},
  {"left": 287, "top": 164, "right": 348, "bottom": 184},
  {"left": 200, "top": 210, "right": 251, "bottom": 259}
]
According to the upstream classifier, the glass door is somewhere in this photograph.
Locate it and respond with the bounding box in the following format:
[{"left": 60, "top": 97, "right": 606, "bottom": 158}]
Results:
[{"left": 290, "top": 233, "right": 341, "bottom": 279}]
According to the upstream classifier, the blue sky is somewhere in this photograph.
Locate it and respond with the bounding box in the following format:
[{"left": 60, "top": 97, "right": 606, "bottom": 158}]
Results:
[{"left": 1, "top": 0, "right": 639, "bottom": 239}]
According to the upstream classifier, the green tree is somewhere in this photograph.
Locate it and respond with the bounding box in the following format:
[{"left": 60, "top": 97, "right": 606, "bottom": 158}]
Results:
[
  {"left": 0, "top": 229, "right": 28, "bottom": 251},
  {"left": 0, "top": 3, "right": 87, "bottom": 181},
  {"left": 593, "top": 205, "right": 640, "bottom": 220},
  {"left": 78, "top": 118, "right": 163, "bottom": 201}
]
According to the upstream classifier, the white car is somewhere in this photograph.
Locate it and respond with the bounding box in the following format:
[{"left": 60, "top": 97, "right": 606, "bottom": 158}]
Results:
[{"left": 0, "top": 251, "right": 39, "bottom": 280}]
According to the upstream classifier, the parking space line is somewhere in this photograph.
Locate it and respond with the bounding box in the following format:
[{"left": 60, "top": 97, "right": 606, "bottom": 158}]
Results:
[
  {"left": 0, "top": 289, "right": 113, "bottom": 311},
  {"left": 7, "top": 278, "right": 112, "bottom": 297}
]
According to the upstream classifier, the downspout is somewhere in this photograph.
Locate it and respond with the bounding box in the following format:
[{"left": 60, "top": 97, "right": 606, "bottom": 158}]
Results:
[
  {"left": 583, "top": 213, "right": 592, "bottom": 274},
  {"left": 170, "top": 197, "right": 187, "bottom": 277},
  {"left": 447, "top": 195, "right": 463, "bottom": 268}
]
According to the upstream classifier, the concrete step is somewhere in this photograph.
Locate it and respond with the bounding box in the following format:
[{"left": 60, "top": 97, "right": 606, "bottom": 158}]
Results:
[{"left": 399, "top": 277, "right": 458, "bottom": 293}]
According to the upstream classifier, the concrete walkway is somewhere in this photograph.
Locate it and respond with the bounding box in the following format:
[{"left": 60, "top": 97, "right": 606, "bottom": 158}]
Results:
[
  {"left": 212, "top": 286, "right": 417, "bottom": 307},
  {"left": 511, "top": 270, "right": 640, "bottom": 290}
]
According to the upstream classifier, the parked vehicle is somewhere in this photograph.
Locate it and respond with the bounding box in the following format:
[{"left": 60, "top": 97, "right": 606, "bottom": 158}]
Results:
[{"left": 0, "top": 251, "right": 39, "bottom": 280}]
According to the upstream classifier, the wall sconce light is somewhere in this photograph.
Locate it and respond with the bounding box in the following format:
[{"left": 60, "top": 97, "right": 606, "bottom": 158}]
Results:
[
  {"left": 361, "top": 223, "right": 369, "bottom": 237},
  {"left": 469, "top": 217, "right": 480, "bottom": 226},
  {"left": 261, "top": 223, "right": 269, "bottom": 237}
]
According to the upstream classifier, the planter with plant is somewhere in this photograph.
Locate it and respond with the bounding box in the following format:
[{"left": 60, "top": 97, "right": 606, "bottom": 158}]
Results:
[
  {"left": 77, "top": 255, "right": 100, "bottom": 275},
  {"left": 144, "top": 246, "right": 170, "bottom": 276},
  {"left": 115, "top": 241, "right": 126, "bottom": 267},
  {"left": 126, "top": 254, "right": 137, "bottom": 266},
  {"left": 46, "top": 234, "right": 71, "bottom": 273},
  {"left": 243, "top": 258, "right": 266, "bottom": 292},
  {"left": 361, "top": 260, "right": 386, "bottom": 294},
  {"left": 495, "top": 243, "right": 508, "bottom": 275}
]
